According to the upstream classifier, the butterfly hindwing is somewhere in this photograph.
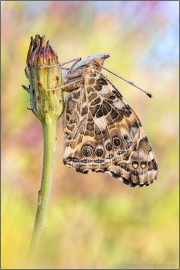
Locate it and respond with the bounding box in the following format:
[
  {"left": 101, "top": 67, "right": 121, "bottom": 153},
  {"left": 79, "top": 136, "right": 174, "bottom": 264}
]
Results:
[{"left": 62, "top": 54, "right": 158, "bottom": 187}]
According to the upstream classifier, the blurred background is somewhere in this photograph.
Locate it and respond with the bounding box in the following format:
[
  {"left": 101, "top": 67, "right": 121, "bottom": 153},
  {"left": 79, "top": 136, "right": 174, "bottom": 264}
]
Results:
[{"left": 1, "top": 1, "right": 179, "bottom": 269}]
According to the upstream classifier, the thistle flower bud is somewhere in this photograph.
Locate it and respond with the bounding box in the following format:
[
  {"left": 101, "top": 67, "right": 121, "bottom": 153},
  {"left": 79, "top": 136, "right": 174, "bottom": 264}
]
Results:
[{"left": 23, "top": 35, "right": 63, "bottom": 123}]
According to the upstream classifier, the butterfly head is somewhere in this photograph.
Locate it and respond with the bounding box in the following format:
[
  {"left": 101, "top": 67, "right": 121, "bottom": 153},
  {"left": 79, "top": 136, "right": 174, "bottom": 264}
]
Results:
[
  {"left": 86, "top": 53, "right": 110, "bottom": 71},
  {"left": 64, "top": 53, "right": 110, "bottom": 81}
]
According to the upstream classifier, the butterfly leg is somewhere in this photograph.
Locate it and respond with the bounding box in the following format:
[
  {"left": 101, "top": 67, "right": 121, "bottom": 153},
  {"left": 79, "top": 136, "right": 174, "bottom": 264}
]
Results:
[
  {"left": 61, "top": 78, "right": 84, "bottom": 92},
  {"left": 59, "top": 57, "right": 81, "bottom": 68}
]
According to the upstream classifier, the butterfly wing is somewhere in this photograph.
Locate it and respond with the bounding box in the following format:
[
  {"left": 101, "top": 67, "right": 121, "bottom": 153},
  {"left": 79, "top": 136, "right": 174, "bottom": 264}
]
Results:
[{"left": 63, "top": 68, "right": 158, "bottom": 187}]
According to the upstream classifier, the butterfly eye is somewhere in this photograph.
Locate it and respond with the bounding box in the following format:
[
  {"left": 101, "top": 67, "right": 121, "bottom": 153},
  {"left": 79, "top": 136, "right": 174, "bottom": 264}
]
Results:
[
  {"left": 93, "top": 58, "right": 101, "bottom": 66},
  {"left": 113, "top": 136, "right": 121, "bottom": 147},
  {"left": 82, "top": 145, "right": 93, "bottom": 157}
]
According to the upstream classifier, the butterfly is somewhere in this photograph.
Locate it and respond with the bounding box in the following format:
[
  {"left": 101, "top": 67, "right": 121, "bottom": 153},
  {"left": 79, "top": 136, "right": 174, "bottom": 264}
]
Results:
[{"left": 61, "top": 53, "right": 158, "bottom": 187}]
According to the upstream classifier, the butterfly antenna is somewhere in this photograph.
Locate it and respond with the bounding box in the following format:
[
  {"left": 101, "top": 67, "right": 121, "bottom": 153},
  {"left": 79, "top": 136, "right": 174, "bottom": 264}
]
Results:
[{"left": 102, "top": 66, "right": 153, "bottom": 98}]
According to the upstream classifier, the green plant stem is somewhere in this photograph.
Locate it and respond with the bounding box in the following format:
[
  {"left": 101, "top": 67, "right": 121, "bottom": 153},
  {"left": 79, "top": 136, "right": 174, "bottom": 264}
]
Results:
[{"left": 29, "top": 120, "right": 57, "bottom": 255}]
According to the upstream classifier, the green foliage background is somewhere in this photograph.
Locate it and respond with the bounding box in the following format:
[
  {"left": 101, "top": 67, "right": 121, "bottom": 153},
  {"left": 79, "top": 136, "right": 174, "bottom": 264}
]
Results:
[{"left": 1, "top": 1, "right": 179, "bottom": 269}]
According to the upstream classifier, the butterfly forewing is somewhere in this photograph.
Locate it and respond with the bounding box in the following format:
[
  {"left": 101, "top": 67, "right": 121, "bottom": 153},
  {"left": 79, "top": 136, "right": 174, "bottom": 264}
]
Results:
[{"left": 62, "top": 54, "right": 158, "bottom": 187}]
